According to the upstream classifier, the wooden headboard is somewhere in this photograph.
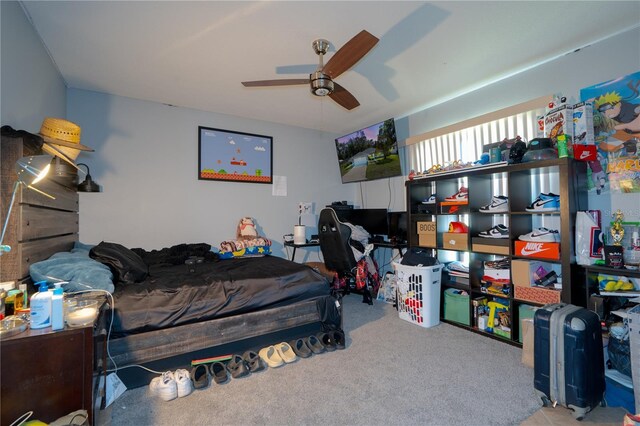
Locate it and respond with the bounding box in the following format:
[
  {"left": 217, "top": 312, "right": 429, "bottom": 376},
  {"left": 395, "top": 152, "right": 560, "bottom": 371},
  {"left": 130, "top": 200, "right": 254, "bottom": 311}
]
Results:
[{"left": 0, "top": 131, "right": 79, "bottom": 283}]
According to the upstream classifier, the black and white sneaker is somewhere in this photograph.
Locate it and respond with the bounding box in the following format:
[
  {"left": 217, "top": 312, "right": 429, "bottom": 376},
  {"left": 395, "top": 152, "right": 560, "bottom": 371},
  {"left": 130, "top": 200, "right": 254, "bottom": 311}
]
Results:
[
  {"left": 478, "top": 224, "right": 509, "bottom": 239},
  {"left": 518, "top": 227, "right": 560, "bottom": 242},
  {"left": 479, "top": 195, "right": 508, "bottom": 213}
]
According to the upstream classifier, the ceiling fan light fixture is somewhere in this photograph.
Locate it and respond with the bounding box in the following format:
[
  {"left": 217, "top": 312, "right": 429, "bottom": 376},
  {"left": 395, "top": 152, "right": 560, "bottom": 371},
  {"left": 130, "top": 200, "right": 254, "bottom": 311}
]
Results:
[{"left": 310, "top": 71, "right": 334, "bottom": 97}]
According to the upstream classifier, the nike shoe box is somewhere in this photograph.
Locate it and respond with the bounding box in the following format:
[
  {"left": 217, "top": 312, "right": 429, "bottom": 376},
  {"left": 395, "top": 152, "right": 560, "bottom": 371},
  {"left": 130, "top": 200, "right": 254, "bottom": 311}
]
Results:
[
  {"left": 514, "top": 240, "right": 560, "bottom": 260},
  {"left": 417, "top": 221, "right": 436, "bottom": 248},
  {"left": 514, "top": 285, "right": 561, "bottom": 305},
  {"left": 440, "top": 201, "right": 468, "bottom": 214},
  {"left": 443, "top": 232, "right": 468, "bottom": 250},
  {"left": 472, "top": 238, "right": 510, "bottom": 255}
]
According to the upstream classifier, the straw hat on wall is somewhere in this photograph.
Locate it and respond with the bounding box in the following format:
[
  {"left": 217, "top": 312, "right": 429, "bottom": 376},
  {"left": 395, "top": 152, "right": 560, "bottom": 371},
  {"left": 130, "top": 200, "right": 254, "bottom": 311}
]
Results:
[{"left": 39, "top": 117, "right": 93, "bottom": 166}]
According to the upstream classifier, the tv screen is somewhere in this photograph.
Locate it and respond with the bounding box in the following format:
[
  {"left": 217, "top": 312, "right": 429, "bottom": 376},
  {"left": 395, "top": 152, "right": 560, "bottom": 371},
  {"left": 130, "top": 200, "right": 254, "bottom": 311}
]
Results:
[
  {"left": 387, "top": 211, "right": 407, "bottom": 243},
  {"left": 334, "top": 208, "right": 389, "bottom": 236},
  {"left": 334, "top": 118, "right": 402, "bottom": 183}
]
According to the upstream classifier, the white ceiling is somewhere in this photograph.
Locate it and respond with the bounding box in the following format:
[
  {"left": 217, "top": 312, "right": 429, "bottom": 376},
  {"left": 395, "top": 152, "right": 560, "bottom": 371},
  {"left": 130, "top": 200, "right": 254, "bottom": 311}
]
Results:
[{"left": 21, "top": 1, "right": 640, "bottom": 135}]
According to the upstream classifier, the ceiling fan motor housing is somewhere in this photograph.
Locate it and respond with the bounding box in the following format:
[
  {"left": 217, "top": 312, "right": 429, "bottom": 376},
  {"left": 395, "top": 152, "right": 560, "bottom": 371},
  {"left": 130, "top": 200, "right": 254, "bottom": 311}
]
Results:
[{"left": 310, "top": 71, "right": 334, "bottom": 96}]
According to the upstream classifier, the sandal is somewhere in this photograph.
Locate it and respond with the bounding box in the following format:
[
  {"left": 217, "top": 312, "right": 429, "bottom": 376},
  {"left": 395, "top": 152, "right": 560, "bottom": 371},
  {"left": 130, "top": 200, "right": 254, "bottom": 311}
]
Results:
[
  {"left": 225, "top": 355, "right": 250, "bottom": 379},
  {"left": 331, "top": 330, "right": 346, "bottom": 350},
  {"left": 242, "top": 350, "right": 266, "bottom": 373},
  {"left": 289, "top": 338, "right": 312, "bottom": 358},
  {"left": 304, "top": 335, "right": 326, "bottom": 354},
  {"left": 316, "top": 332, "right": 337, "bottom": 351},
  {"left": 275, "top": 342, "right": 298, "bottom": 363},
  {"left": 259, "top": 345, "right": 284, "bottom": 368},
  {"left": 210, "top": 361, "right": 229, "bottom": 384}
]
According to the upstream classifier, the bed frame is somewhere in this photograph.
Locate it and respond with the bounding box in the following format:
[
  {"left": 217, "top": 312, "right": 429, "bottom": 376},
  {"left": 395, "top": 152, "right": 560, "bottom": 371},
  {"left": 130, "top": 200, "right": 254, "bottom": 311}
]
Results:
[{"left": 1, "top": 132, "right": 338, "bottom": 420}]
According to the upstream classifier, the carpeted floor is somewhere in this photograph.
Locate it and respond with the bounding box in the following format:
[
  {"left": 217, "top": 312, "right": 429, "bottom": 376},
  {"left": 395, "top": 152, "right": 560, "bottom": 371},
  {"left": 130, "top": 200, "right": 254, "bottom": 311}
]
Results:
[{"left": 107, "top": 295, "right": 540, "bottom": 425}]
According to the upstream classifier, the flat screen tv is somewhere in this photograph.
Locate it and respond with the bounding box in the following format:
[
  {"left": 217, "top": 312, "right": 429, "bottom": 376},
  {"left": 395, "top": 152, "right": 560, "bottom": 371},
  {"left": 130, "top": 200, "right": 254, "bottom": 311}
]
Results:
[{"left": 334, "top": 118, "right": 402, "bottom": 184}]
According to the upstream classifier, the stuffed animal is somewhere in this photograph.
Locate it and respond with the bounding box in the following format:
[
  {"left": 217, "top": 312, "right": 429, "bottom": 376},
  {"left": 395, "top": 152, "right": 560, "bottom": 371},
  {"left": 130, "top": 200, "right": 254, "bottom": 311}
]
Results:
[{"left": 237, "top": 217, "right": 259, "bottom": 240}]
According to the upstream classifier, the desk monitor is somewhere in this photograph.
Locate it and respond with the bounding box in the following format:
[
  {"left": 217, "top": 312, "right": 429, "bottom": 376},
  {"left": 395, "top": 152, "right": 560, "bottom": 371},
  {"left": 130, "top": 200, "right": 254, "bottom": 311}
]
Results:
[
  {"left": 334, "top": 208, "right": 389, "bottom": 236},
  {"left": 387, "top": 211, "right": 407, "bottom": 243}
]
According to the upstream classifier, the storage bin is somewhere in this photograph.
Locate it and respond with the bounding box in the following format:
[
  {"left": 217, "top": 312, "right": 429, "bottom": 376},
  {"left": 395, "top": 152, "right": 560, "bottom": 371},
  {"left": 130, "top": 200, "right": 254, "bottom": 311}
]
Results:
[
  {"left": 393, "top": 262, "right": 442, "bottom": 328},
  {"left": 518, "top": 304, "right": 537, "bottom": 343},
  {"left": 444, "top": 287, "right": 470, "bottom": 325}
]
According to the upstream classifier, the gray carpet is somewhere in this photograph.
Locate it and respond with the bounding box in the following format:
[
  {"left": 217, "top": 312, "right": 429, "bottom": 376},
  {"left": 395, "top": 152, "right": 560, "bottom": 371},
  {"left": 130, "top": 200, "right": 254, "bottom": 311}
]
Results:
[{"left": 109, "top": 296, "right": 540, "bottom": 425}]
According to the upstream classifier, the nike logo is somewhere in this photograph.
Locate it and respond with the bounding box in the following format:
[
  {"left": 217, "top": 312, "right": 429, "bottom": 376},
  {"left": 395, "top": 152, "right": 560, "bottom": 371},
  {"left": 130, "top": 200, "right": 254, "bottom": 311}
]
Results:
[
  {"left": 530, "top": 232, "right": 553, "bottom": 238},
  {"left": 520, "top": 243, "right": 550, "bottom": 256},
  {"left": 530, "top": 199, "right": 557, "bottom": 209},
  {"left": 579, "top": 151, "right": 591, "bottom": 159}
]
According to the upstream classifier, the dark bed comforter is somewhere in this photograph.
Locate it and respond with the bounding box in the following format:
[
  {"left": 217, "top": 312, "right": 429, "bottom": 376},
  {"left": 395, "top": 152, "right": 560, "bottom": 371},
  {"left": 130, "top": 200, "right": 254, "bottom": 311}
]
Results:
[{"left": 111, "top": 255, "right": 330, "bottom": 336}]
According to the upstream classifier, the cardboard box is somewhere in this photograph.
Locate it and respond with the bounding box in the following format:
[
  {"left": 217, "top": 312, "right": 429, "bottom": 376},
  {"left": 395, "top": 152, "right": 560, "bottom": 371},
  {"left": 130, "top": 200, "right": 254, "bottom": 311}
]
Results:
[
  {"left": 472, "top": 237, "right": 510, "bottom": 255},
  {"left": 440, "top": 202, "right": 468, "bottom": 214},
  {"left": 521, "top": 319, "right": 534, "bottom": 368},
  {"left": 572, "top": 101, "right": 594, "bottom": 145},
  {"left": 484, "top": 268, "right": 510, "bottom": 281},
  {"left": 511, "top": 259, "right": 561, "bottom": 287},
  {"left": 514, "top": 241, "right": 560, "bottom": 260},
  {"left": 544, "top": 104, "right": 574, "bottom": 154},
  {"left": 514, "top": 285, "right": 561, "bottom": 304},
  {"left": 417, "top": 221, "right": 436, "bottom": 247},
  {"left": 443, "top": 232, "right": 468, "bottom": 250}
]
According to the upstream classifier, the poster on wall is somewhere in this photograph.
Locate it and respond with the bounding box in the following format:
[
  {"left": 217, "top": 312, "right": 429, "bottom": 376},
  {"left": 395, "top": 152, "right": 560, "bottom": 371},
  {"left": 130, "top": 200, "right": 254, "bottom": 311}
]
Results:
[
  {"left": 198, "top": 126, "right": 273, "bottom": 184},
  {"left": 580, "top": 71, "right": 640, "bottom": 194}
]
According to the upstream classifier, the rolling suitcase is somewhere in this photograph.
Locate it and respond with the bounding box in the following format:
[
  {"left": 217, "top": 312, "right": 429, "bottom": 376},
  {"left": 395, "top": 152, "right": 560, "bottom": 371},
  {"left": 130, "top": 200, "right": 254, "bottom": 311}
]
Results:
[{"left": 534, "top": 303, "right": 605, "bottom": 420}]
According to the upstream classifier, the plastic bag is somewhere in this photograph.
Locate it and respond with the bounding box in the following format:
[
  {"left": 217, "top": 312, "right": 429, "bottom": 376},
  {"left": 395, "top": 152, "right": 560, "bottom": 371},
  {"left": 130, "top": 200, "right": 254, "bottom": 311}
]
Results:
[
  {"left": 575, "top": 211, "right": 603, "bottom": 265},
  {"left": 376, "top": 272, "right": 397, "bottom": 304}
]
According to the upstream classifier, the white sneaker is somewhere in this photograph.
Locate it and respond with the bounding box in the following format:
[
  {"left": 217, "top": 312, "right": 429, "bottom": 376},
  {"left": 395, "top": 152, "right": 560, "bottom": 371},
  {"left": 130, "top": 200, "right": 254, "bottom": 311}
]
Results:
[
  {"left": 518, "top": 227, "right": 559, "bottom": 243},
  {"left": 150, "top": 371, "right": 178, "bottom": 401},
  {"left": 174, "top": 368, "right": 193, "bottom": 398}
]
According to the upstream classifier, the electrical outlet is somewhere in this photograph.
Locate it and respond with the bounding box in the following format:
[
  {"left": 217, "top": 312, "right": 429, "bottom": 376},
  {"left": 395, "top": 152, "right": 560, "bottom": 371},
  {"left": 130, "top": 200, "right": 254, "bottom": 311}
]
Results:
[{"left": 298, "top": 202, "right": 312, "bottom": 215}]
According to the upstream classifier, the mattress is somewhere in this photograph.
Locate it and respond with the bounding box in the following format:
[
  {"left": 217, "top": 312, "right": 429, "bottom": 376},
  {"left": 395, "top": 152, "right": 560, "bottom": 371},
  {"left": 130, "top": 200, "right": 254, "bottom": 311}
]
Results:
[{"left": 111, "top": 255, "right": 330, "bottom": 336}]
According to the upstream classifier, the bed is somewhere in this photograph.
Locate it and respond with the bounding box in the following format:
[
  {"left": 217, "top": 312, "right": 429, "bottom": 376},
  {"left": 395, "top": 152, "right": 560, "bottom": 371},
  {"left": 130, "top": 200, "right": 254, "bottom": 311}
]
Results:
[{"left": 1, "top": 129, "right": 341, "bottom": 421}]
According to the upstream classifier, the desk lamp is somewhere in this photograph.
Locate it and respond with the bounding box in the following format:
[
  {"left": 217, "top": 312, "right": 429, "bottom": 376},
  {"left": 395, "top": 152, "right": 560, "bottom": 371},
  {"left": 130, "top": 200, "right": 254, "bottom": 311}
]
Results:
[
  {"left": 0, "top": 154, "right": 55, "bottom": 254},
  {"left": 76, "top": 163, "right": 101, "bottom": 192}
]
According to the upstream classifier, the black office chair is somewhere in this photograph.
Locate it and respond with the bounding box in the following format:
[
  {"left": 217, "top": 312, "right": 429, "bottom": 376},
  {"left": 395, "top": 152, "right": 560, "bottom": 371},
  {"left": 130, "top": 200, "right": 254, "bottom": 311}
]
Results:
[{"left": 318, "top": 208, "right": 373, "bottom": 304}]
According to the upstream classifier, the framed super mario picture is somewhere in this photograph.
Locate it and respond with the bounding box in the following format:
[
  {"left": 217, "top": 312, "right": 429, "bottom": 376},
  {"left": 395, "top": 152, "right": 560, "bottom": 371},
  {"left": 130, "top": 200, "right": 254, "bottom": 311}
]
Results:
[{"left": 198, "top": 126, "right": 273, "bottom": 184}]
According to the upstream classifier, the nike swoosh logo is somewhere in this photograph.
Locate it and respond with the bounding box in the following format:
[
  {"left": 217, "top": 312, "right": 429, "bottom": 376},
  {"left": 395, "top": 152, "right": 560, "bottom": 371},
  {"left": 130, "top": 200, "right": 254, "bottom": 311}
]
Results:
[
  {"left": 530, "top": 232, "right": 553, "bottom": 238},
  {"left": 579, "top": 151, "right": 590, "bottom": 159},
  {"left": 531, "top": 199, "right": 556, "bottom": 208},
  {"left": 520, "top": 246, "right": 551, "bottom": 256}
]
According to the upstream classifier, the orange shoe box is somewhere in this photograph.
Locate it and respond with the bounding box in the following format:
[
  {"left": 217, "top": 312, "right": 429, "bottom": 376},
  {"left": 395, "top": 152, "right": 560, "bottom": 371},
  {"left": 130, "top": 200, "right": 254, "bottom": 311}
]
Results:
[{"left": 514, "top": 241, "right": 560, "bottom": 260}]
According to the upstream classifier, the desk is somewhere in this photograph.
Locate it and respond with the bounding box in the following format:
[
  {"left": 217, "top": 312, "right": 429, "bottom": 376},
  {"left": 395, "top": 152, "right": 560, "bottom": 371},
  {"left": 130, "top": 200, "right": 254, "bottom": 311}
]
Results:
[
  {"left": 284, "top": 240, "right": 320, "bottom": 262},
  {"left": 372, "top": 241, "right": 407, "bottom": 259}
]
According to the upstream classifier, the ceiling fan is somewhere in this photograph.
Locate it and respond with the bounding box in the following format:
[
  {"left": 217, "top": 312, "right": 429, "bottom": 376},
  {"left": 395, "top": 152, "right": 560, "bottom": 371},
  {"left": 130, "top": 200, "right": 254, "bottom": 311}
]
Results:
[{"left": 241, "top": 30, "right": 379, "bottom": 110}]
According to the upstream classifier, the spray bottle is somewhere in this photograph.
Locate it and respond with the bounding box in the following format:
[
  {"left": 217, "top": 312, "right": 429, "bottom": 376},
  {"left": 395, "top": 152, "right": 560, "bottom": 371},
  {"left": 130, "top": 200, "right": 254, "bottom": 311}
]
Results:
[{"left": 30, "top": 281, "right": 52, "bottom": 329}]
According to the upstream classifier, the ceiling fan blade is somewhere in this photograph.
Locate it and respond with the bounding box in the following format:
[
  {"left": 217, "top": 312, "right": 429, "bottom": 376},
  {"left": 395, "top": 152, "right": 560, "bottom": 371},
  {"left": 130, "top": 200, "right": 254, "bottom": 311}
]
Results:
[
  {"left": 322, "top": 30, "right": 379, "bottom": 79},
  {"left": 329, "top": 82, "right": 360, "bottom": 110},
  {"left": 242, "top": 78, "right": 309, "bottom": 87}
]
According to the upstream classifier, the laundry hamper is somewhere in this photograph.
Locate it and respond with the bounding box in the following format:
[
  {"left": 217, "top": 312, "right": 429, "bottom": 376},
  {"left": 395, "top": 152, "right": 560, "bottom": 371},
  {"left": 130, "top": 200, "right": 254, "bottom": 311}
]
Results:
[{"left": 393, "top": 262, "right": 442, "bottom": 328}]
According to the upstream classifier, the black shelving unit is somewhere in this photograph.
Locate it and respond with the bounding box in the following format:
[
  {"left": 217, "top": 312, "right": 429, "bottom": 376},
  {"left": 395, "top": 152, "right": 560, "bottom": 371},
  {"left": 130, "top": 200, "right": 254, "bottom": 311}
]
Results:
[{"left": 405, "top": 158, "right": 588, "bottom": 346}]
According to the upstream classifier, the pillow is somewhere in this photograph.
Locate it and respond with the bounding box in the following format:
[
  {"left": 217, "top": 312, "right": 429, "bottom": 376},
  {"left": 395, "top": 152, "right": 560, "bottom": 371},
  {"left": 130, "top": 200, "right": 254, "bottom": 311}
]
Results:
[
  {"left": 30, "top": 250, "right": 115, "bottom": 293},
  {"left": 218, "top": 238, "right": 272, "bottom": 259},
  {"left": 90, "top": 241, "right": 149, "bottom": 284}
]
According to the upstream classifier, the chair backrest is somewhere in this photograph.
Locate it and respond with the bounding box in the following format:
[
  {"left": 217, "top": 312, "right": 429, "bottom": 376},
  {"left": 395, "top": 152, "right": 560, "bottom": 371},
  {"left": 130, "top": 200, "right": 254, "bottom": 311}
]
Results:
[{"left": 318, "top": 208, "right": 357, "bottom": 276}]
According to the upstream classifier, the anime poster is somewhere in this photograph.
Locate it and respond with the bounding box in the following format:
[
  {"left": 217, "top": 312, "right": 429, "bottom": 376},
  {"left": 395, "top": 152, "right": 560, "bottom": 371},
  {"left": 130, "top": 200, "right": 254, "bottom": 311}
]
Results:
[{"left": 580, "top": 71, "right": 640, "bottom": 193}]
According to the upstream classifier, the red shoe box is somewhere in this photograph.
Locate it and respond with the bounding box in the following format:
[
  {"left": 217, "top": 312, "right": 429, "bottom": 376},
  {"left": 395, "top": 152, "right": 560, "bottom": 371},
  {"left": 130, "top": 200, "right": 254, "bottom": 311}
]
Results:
[{"left": 514, "top": 241, "right": 560, "bottom": 260}]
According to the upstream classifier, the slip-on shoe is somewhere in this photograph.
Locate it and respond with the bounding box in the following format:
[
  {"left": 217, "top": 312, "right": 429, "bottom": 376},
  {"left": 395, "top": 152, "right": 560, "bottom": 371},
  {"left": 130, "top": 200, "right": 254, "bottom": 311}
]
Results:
[
  {"left": 275, "top": 342, "right": 298, "bottom": 363},
  {"left": 226, "top": 354, "right": 250, "bottom": 379},
  {"left": 331, "top": 330, "right": 346, "bottom": 350},
  {"left": 259, "top": 345, "right": 284, "bottom": 368},
  {"left": 209, "top": 361, "right": 229, "bottom": 384},
  {"left": 289, "top": 338, "right": 312, "bottom": 358},
  {"left": 304, "top": 335, "right": 326, "bottom": 355},
  {"left": 190, "top": 364, "right": 210, "bottom": 390},
  {"left": 243, "top": 350, "right": 266, "bottom": 373},
  {"left": 317, "top": 332, "right": 337, "bottom": 351}
]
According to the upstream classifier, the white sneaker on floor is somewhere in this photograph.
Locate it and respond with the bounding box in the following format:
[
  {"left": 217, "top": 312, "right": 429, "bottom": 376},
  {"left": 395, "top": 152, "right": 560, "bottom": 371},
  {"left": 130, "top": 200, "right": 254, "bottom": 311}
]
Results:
[
  {"left": 174, "top": 368, "right": 193, "bottom": 398},
  {"left": 150, "top": 371, "right": 178, "bottom": 401}
]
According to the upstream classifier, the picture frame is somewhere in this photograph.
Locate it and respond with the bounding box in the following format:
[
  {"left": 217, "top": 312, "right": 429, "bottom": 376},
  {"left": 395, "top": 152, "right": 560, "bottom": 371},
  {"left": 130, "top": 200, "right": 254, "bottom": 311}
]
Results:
[{"left": 198, "top": 126, "right": 273, "bottom": 184}]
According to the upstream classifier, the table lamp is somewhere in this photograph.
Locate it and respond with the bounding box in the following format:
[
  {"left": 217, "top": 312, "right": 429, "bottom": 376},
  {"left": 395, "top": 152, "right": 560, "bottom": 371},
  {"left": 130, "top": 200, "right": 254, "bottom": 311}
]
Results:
[
  {"left": 76, "top": 163, "right": 101, "bottom": 192},
  {"left": 1, "top": 154, "right": 55, "bottom": 254}
]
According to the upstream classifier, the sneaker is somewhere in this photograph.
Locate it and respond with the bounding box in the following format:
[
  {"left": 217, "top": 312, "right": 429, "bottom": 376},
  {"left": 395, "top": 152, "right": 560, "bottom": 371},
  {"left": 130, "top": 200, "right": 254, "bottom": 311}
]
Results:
[
  {"left": 444, "top": 186, "right": 468, "bottom": 202},
  {"left": 518, "top": 227, "right": 559, "bottom": 242},
  {"left": 484, "top": 258, "right": 510, "bottom": 269},
  {"left": 421, "top": 194, "right": 436, "bottom": 204},
  {"left": 149, "top": 371, "right": 178, "bottom": 401},
  {"left": 525, "top": 193, "right": 560, "bottom": 212},
  {"left": 174, "top": 368, "right": 193, "bottom": 398},
  {"left": 479, "top": 195, "right": 508, "bottom": 213},
  {"left": 478, "top": 224, "right": 509, "bottom": 239}
]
